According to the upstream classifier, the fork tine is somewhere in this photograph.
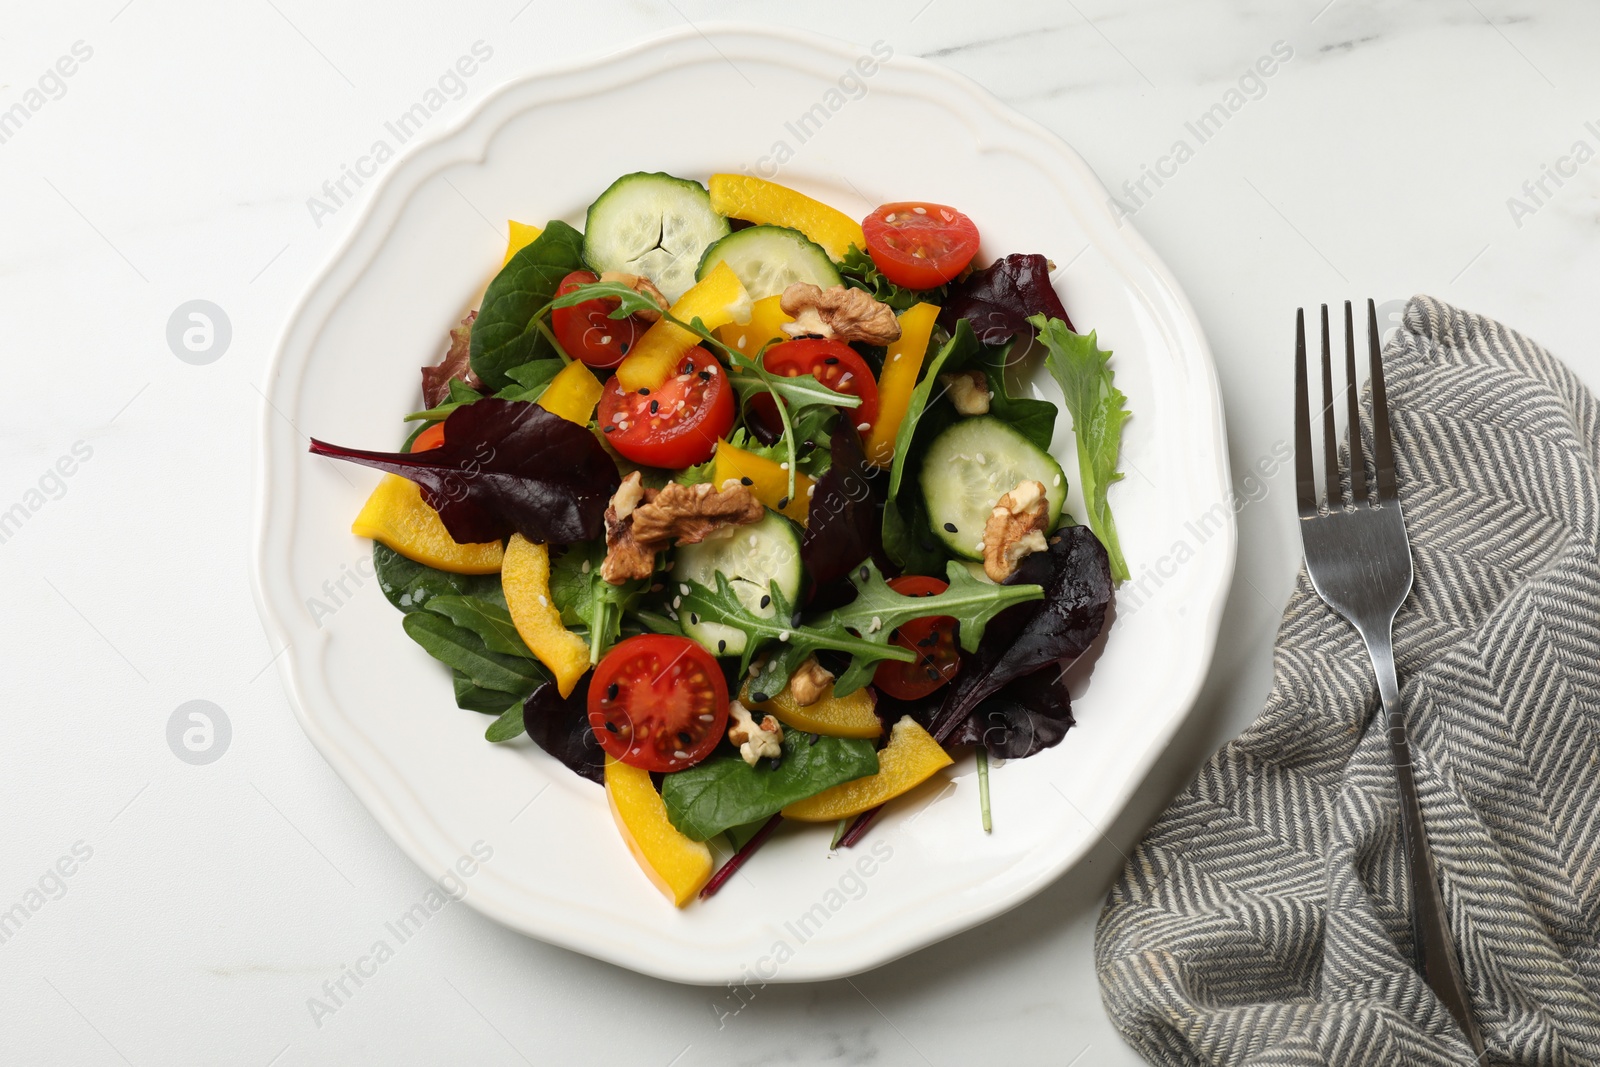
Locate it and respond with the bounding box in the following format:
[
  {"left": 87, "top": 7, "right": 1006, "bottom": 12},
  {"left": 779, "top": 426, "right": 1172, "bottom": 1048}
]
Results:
[
  {"left": 1294, "top": 309, "right": 1316, "bottom": 510},
  {"left": 1368, "top": 298, "right": 1398, "bottom": 499},
  {"left": 1344, "top": 301, "right": 1366, "bottom": 503},
  {"left": 1320, "top": 304, "right": 1341, "bottom": 507}
]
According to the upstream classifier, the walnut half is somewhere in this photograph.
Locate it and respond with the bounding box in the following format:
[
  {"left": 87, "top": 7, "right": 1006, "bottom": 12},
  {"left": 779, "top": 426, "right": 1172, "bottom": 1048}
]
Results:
[
  {"left": 788, "top": 656, "right": 835, "bottom": 706},
  {"left": 727, "top": 700, "right": 783, "bottom": 765},
  {"left": 982, "top": 480, "right": 1050, "bottom": 582},
  {"left": 600, "top": 477, "right": 765, "bottom": 585},
  {"left": 779, "top": 283, "right": 901, "bottom": 345}
]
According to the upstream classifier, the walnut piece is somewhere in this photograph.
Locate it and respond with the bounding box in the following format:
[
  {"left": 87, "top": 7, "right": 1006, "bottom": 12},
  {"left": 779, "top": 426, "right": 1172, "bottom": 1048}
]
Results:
[
  {"left": 788, "top": 656, "right": 835, "bottom": 706},
  {"left": 597, "top": 271, "right": 668, "bottom": 322},
  {"left": 727, "top": 700, "right": 783, "bottom": 765},
  {"left": 982, "top": 479, "right": 1050, "bottom": 582},
  {"left": 939, "top": 369, "right": 990, "bottom": 415},
  {"left": 778, "top": 283, "right": 901, "bottom": 345},
  {"left": 600, "top": 478, "right": 764, "bottom": 585}
]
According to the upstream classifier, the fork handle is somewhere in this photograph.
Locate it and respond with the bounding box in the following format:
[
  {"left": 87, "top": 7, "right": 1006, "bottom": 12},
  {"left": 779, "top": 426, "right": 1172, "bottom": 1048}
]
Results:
[{"left": 1367, "top": 633, "right": 1486, "bottom": 1057}]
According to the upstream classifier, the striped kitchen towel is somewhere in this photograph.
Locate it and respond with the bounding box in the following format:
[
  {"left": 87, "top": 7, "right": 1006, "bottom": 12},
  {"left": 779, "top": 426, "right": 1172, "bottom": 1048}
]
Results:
[{"left": 1096, "top": 296, "right": 1600, "bottom": 1066}]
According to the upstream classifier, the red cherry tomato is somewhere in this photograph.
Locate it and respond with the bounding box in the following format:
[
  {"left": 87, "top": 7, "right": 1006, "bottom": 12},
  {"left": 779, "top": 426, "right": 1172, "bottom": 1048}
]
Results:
[
  {"left": 597, "top": 348, "right": 734, "bottom": 469},
  {"left": 410, "top": 423, "right": 446, "bottom": 452},
  {"left": 589, "top": 634, "right": 730, "bottom": 772},
  {"left": 551, "top": 269, "right": 648, "bottom": 369},
  {"left": 872, "top": 575, "right": 960, "bottom": 701},
  {"left": 862, "top": 202, "right": 980, "bottom": 290},
  {"left": 748, "top": 338, "right": 880, "bottom": 439}
]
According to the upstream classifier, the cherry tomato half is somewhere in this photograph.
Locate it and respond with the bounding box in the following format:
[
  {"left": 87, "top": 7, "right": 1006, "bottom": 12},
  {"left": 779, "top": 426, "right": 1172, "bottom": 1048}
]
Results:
[
  {"left": 410, "top": 423, "right": 446, "bottom": 452},
  {"left": 589, "top": 634, "right": 730, "bottom": 772},
  {"left": 748, "top": 338, "right": 880, "bottom": 439},
  {"left": 862, "top": 202, "right": 980, "bottom": 290},
  {"left": 552, "top": 269, "right": 648, "bottom": 369},
  {"left": 598, "top": 347, "right": 734, "bottom": 468},
  {"left": 872, "top": 575, "right": 960, "bottom": 701}
]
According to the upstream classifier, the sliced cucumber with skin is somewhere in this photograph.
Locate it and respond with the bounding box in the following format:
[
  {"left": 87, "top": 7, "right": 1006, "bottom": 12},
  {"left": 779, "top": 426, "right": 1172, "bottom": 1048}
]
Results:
[
  {"left": 695, "top": 225, "right": 842, "bottom": 301},
  {"left": 674, "top": 509, "right": 802, "bottom": 657},
  {"left": 920, "top": 416, "right": 1067, "bottom": 560},
  {"left": 583, "top": 172, "right": 731, "bottom": 303}
]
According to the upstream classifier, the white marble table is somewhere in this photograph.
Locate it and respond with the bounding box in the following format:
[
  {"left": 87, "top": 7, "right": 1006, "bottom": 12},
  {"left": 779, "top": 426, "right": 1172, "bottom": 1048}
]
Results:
[{"left": 3, "top": 2, "right": 1595, "bottom": 1063}]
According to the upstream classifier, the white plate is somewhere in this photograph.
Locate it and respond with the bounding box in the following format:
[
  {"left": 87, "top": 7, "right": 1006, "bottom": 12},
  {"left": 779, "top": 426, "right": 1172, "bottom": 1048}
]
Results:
[{"left": 252, "top": 24, "right": 1233, "bottom": 984}]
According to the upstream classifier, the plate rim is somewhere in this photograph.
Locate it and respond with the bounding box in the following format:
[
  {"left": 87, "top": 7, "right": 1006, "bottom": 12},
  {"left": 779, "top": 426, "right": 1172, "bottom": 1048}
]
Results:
[{"left": 251, "top": 22, "right": 1237, "bottom": 984}]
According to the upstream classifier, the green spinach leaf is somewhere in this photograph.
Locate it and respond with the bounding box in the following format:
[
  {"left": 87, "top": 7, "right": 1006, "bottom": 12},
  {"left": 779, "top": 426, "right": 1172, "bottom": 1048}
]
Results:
[
  {"left": 425, "top": 595, "right": 532, "bottom": 658},
  {"left": 662, "top": 731, "right": 879, "bottom": 841},
  {"left": 470, "top": 220, "right": 585, "bottom": 390},
  {"left": 453, "top": 671, "right": 523, "bottom": 714},
  {"left": 485, "top": 701, "right": 525, "bottom": 742},
  {"left": 402, "top": 611, "right": 545, "bottom": 695},
  {"left": 980, "top": 341, "right": 1057, "bottom": 453},
  {"left": 372, "top": 543, "right": 504, "bottom": 613},
  {"left": 1032, "top": 316, "right": 1130, "bottom": 581}
]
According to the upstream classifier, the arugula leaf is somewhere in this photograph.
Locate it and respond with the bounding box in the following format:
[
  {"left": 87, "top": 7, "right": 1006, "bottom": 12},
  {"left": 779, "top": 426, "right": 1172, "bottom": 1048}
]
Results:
[
  {"left": 404, "top": 378, "right": 484, "bottom": 424},
  {"left": 548, "top": 541, "right": 642, "bottom": 665},
  {"left": 424, "top": 595, "right": 532, "bottom": 658},
  {"left": 980, "top": 341, "right": 1057, "bottom": 452},
  {"left": 687, "top": 557, "right": 1043, "bottom": 701},
  {"left": 1031, "top": 316, "right": 1130, "bottom": 581},
  {"left": 470, "top": 220, "right": 586, "bottom": 390},
  {"left": 401, "top": 611, "right": 546, "bottom": 696},
  {"left": 371, "top": 543, "right": 504, "bottom": 613},
  {"left": 661, "top": 731, "right": 879, "bottom": 841},
  {"left": 838, "top": 245, "right": 947, "bottom": 313}
]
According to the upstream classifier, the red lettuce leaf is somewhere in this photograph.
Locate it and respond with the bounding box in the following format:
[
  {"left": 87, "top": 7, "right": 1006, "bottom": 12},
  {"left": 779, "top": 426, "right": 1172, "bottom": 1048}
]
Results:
[
  {"left": 937, "top": 253, "right": 1072, "bottom": 345},
  {"left": 928, "top": 524, "right": 1111, "bottom": 743},
  {"left": 800, "top": 423, "right": 883, "bottom": 588},
  {"left": 309, "top": 397, "right": 618, "bottom": 546},
  {"left": 947, "top": 667, "right": 1075, "bottom": 759},
  {"left": 421, "top": 311, "right": 481, "bottom": 408},
  {"left": 524, "top": 674, "right": 603, "bottom": 784}
]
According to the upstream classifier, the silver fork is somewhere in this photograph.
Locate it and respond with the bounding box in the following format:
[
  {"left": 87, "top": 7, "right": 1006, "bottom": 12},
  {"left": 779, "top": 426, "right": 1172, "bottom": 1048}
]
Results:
[{"left": 1294, "top": 300, "right": 1485, "bottom": 1057}]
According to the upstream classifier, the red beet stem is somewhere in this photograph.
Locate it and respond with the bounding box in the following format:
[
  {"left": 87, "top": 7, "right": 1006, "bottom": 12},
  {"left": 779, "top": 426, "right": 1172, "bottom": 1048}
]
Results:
[
  {"left": 700, "top": 814, "right": 783, "bottom": 900},
  {"left": 838, "top": 805, "right": 885, "bottom": 848}
]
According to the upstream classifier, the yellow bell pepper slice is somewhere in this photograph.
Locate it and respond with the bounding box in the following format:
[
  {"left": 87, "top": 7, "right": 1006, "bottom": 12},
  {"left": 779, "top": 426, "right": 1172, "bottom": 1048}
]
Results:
[
  {"left": 501, "top": 534, "right": 588, "bottom": 697},
  {"left": 606, "top": 756, "right": 713, "bottom": 907},
  {"left": 782, "top": 717, "right": 952, "bottom": 821},
  {"left": 501, "top": 221, "right": 543, "bottom": 267},
  {"left": 536, "top": 360, "right": 602, "bottom": 425},
  {"left": 709, "top": 174, "right": 865, "bottom": 262},
  {"left": 712, "top": 439, "right": 813, "bottom": 524},
  {"left": 864, "top": 302, "right": 940, "bottom": 468},
  {"left": 744, "top": 681, "right": 882, "bottom": 739},
  {"left": 616, "top": 262, "right": 752, "bottom": 393},
  {"left": 352, "top": 474, "right": 503, "bottom": 574},
  {"left": 716, "top": 294, "right": 793, "bottom": 358}
]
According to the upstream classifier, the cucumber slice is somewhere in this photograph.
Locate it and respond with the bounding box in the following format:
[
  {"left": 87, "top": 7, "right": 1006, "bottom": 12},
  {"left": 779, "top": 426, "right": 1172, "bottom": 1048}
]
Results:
[
  {"left": 583, "top": 172, "right": 731, "bottom": 303},
  {"left": 674, "top": 509, "right": 803, "bottom": 657},
  {"left": 919, "top": 416, "right": 1067, "bottom": 560},
  {"left": 695, "top": 225, "right": 842, "bottom": 301}
]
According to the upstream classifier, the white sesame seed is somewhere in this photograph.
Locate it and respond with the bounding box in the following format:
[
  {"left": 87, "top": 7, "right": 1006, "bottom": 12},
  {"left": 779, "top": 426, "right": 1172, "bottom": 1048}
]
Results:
[
  {"left": 940, "top": 209, "right": 954, "bottom": 221},
  {"left": 538, "top": 595, "right": 548, "bottom": 607},
  {"left": 699, "top": 713, "right": 715, "bottom": 722},
  {"left": 680, "top": 583, "right": 690, "bottom": 596},
  {"left": 778, "top": 631, "right": 791, "bottom": 642},
  {"left": 674, "top": 750, "right": 690, "bottom": 760},
  {"left": 580, "top": 559, "right": 591, "bottom": 573},
  {"left": 672, "top": 596, "right": 682, "bottom": 609},
  {"left": 749, "top": 534, "right": 758, "bottom": 547},
  {"left": 779, "top": 462, "right": 789, "bottom": 471},
  {"left": 885, "top": 213, "right": 897, "bottom": 223},
  {"left": 913, "top": 206, "right": 927, "bottom": 214},
  {"left": 975, "top": 452, "right": 987, "bottom": 464},
  {"left": 1053, "top": 474, "right": 1061, "bottom": 486},
  {"left": 868, "top": 616, "right": 882, "bottom": 633},
  {"left": 736, "top": 335, "right": 747, "bottom": 348},
  {"left": 975, "top": 541, "right": 986, "bottom": 551},
  {"left": 599, "top": 335, "right": 611, "bottom": 345},
  {"left": 856, "top": 422, "right": 870, "bottom": 432},
  {"left": 707, "top": 364, "right": 719, "bottom": 375},
  {"left": 806, "top": 484, "right": 816, "bottom": 497}
]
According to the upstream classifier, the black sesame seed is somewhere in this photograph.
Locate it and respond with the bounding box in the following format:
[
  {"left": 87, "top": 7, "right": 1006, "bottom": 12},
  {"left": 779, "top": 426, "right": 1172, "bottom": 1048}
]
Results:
[
  {"left": 791, "top": 611, "right": 802, "bottom": 627},
  {"left": 824, "top": 356, "right": 839, "bottom": 365},
  {"left": 717, "top": 639, "right": 727, "bottom": 653},
  {"left": 859, "top": 565, "right": 870, "bottom": 582},
  {"left": 926, "top": 666, "right": 941, "bottom": 680},
  {"left": 603, "top": 425, "right": 616, "bottom": 433},
  {"left": 606, "top": 682, "right": 619, "bottom": 701},
  {"left": 740, "top": 477, "right": 753, "bottom": 486},
  {"left": 917, "top": 634, "right": 938, "bottom": 648},
  {"left": 649, "top": 400, "right": 659, "bottom": 414},
  {"left": 690, "top": 613, "right": 700, "bottom": 625},
  {"left": 699, "top": 370, "right": 712, "bottom": 381},
  {"left": 777, "top": 496, "right": 789, "bottom": 509},
  {"left": 768, "top": 757, "right": 782, "bottom": 770},
  {"left": 943, "top": 522, "right": 958, "bottom": 533},
  {"left": 639, "top": 387, "right": 650, "bottom": 396},
  {"left": 678, "top": 732, "right": 692, "bottom": 747},
  {"left": 619, "top": 343, "right": 629, "bottom": 354},
  {"left": 751, "top": 692, "right": 768, "bottom": 704},
  {"left": 759, "top": 595, "right": 771, "bottom": 609},
  {"left": 604, "top": 721, "right": 620, "bottom": 734},
  {"left": 808, "top": 733, "right": 820, "bottom": 745}
]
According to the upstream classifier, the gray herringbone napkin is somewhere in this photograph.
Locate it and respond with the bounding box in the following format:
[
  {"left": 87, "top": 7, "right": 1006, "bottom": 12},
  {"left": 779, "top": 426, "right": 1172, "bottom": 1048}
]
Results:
[{"left": 1096, "top": 296, "right": 1600, "bottom": 1066}]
